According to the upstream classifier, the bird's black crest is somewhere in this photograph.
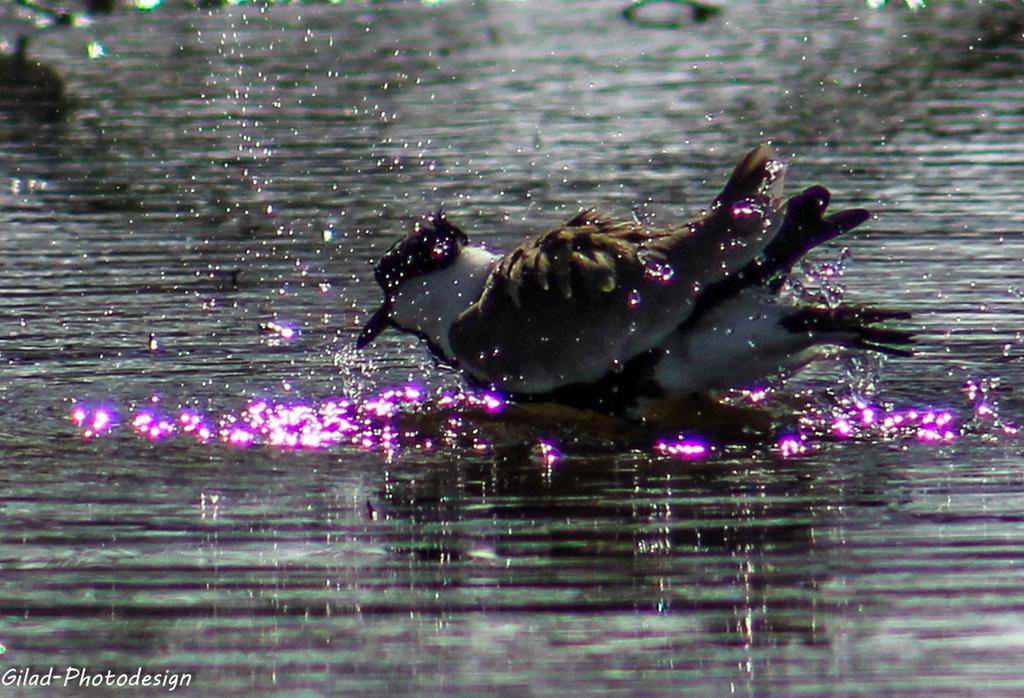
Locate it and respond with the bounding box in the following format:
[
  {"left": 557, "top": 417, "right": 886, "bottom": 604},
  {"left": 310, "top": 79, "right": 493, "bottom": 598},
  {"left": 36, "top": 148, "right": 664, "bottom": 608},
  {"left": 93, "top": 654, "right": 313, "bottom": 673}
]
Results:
[{"left": 373, "top": 209, "right": 469, "bottom": 293}]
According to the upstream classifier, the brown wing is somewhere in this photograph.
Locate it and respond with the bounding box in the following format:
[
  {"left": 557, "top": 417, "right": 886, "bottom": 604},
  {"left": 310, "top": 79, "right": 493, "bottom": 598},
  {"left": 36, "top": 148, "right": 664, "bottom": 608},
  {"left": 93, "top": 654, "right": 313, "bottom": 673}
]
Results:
[{"left": 449, "top": 145, "right": 787, "bottom": 393}]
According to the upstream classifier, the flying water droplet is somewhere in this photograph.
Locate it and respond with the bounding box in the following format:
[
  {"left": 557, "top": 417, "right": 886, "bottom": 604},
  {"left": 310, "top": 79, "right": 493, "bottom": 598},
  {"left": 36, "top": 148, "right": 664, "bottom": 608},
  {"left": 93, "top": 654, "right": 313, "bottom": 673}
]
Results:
[
  {"left": 638, "top": 249, "right": 675, "bottom": 285},
  {"left": 730, "top": 200, "right": 763, "bottom": 220}
]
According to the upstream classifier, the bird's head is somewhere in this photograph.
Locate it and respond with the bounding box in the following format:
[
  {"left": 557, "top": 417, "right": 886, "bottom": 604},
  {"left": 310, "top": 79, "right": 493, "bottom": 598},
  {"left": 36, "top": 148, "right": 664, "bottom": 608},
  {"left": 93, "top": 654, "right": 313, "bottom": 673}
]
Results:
[{"left": 356, "top": 210, "right": 470, "bottom": 349}]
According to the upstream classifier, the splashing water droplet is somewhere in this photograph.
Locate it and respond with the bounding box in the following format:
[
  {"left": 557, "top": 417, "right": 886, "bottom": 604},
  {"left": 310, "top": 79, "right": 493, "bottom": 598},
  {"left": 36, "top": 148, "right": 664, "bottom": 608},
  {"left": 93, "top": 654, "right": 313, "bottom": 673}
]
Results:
[
  {"left": 638, "top": 249, "right": 675, "bottom": 285},
  {"left": 785, "top": 247, "right": 851, "bottom": 309},
  {"left": 730, "top": 200, "right": 762, "bottom": 220}
]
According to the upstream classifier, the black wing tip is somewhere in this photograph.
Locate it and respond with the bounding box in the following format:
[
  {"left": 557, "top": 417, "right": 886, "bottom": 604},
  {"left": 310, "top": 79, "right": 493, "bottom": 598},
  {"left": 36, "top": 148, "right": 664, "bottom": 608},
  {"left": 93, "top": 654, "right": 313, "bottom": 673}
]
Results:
[
  {"left": 781, "top": 306, "right": 917, "bottom": 358},
  {"left": 758, "top": 187, "right": 872, "bottom": 291},
  {"left": 714, "top": 144, "right": 783, "bottom": 207},
  {"left": 857, "top": 340, "right": 916, "bottom": 358},
  {"left": 788, "top": 185, "right": 872, "bottom": 240},
  {"left": 828, "top": 207, "right": 871, "bottom": 232},
  {"left": 856, "top": 326, "right": 917, "bottom": 350}
]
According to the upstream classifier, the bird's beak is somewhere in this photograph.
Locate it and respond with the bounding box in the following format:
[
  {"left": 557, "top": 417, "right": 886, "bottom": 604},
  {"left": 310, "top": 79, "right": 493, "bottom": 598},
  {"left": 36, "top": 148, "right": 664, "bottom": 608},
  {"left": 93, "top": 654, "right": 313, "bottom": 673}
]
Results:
[{"left": 356, "top": 299, "right": 392, "bottom": 349}]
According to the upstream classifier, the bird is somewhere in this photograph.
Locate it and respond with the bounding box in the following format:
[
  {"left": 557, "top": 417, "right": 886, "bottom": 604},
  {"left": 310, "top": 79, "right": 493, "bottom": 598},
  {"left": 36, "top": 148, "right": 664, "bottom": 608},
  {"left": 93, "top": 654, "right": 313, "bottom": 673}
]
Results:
[{"left": 356, "top": 145, "right": 913, "bottom": 420}]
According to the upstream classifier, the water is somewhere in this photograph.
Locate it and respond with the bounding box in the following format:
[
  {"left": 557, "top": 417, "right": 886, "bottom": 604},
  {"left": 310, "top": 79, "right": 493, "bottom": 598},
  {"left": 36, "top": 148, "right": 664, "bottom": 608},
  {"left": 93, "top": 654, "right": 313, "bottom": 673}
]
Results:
[{"left": 2, "top": 0, "right": 1024, "bottom": 694}]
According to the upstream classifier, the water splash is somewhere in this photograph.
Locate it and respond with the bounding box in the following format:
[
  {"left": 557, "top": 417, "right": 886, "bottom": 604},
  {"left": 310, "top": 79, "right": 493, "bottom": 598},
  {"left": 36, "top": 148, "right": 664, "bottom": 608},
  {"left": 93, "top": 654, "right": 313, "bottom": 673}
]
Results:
[
  {"left": 964, "top": 377, "right": 1019, "bottom": 437},
  {"left": 798, "top": 394, "right": 960, "bottom": 447},
  {"left": 70, "top": 377, "right": 1009, "bottom": 461},
  {"left": 69, "top": 385, "right": 501, "bottom": 454},
  {"left": 784, "top": 247, "right": 851, "bottom": 310}
]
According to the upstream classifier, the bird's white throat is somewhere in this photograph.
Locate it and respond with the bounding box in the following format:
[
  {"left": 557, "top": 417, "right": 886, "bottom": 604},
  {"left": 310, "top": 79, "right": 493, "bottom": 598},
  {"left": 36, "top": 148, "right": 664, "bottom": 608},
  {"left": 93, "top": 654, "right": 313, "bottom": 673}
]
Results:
[{"left": 390, "top": 245, "right": 498, "bottom": 361}]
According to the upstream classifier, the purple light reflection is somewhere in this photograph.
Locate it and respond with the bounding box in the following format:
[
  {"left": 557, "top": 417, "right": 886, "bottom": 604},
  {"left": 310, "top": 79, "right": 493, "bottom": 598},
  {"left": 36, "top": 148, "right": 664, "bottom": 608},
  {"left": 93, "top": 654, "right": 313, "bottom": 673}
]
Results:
[
  {"left": 70, "top": 404, "right": 116, "bottom": 439},
  {"left": 226, "top": 427, "right": 256, "bottom": 448},
  {"left": 91, "top": 410, "right": 113, "bottom": 433},
  {"left": 131, "top": 411, "right": 177, "bottom": 441},
  {"left": 777, "top": 434, "right": 808, "bottom": 458},
  {"left": 654, "top": 435, "right": 710, "bottom": 460},
  {"left": 741, "top": 386, "right": 771, "bottom": 405},
  {"left": 730, "top": 200, "right": 762, "bottom": 220},
  {"left": 69, "top": 381, "right": 991, "bottom": 459},
  {"left": 642, "top": 260, "right": 675, "bottom": 285},
  {"left": 537, "top": 439, "right": 561, "bottom": 468},
  {"left": 180, "top": 411, "right": 214, "bottom": 442},
  {"left": 817, "top": 398, "right": 963, "bottom": 446},
  {"left": 262, "top": 320, "right": 298, "bottom": 341},
  {"left": 832, "top": 418, "right": 854, "bottom": 439},
  {"left": 438, "top": 389, "right": 507, "bottom": 415}
]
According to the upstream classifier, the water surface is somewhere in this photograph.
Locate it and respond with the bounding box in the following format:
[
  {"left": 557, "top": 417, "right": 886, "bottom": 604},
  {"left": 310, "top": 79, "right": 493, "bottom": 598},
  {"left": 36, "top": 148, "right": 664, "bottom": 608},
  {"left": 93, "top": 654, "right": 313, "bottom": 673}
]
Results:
[{"left": 2, "top": 0, "right": 1024, "bottom": 694}]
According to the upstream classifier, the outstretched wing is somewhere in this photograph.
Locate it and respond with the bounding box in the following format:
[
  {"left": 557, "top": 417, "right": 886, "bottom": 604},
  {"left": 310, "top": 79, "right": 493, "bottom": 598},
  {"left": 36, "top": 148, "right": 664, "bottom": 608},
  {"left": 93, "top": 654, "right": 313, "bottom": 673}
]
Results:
[{"left": 449, "top": 145, "right": 788, "bottom": 393}]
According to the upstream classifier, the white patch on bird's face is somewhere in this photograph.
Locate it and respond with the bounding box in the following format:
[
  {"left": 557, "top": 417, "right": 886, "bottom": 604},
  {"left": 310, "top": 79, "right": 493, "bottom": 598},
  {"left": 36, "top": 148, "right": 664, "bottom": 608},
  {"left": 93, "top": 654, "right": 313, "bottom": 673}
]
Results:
[{"left": 390, "top": 245, "right": 498, "bottom": 361}]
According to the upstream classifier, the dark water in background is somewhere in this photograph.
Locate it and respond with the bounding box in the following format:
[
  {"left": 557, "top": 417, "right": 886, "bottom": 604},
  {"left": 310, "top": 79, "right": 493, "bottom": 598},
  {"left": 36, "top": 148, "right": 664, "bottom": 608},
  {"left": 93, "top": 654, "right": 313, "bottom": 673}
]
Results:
[{"left": 2, "top": 0, "right": 1024, "bottom": 694}]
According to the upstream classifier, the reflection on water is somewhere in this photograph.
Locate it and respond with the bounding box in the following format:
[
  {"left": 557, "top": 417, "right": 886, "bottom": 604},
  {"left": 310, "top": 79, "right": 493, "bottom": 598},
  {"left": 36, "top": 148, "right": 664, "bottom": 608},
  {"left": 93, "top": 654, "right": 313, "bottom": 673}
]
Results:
[
  {"left": 66, "top": 378, "right": 1016, "bottom": 459},
  {"left": 2, "top": 0, "right": 1024, "bottom": 694}
]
